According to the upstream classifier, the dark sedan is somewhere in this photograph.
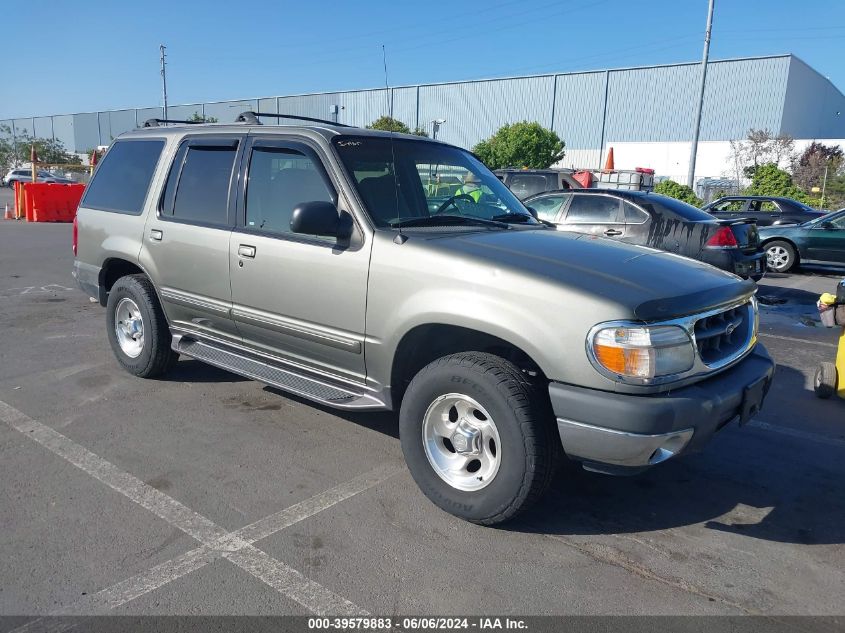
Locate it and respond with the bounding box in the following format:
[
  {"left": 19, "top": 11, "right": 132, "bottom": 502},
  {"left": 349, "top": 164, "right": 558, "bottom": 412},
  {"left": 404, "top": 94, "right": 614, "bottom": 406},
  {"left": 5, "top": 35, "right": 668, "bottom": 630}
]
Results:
[
  {"left": 702, "top": 195, "right": 825, "bottom": 226},
  {"left": 758, "top": 208, "right": 845, "bottom": 272},
  {"left": 524, "top": 189, "right": 765, "bottom": 279}
]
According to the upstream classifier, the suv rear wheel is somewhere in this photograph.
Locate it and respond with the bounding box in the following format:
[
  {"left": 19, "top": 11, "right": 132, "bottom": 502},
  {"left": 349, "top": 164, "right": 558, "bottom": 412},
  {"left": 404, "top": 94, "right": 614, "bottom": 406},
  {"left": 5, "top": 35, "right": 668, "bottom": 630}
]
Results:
[
  {"left": 106, "top": 274, "right": 177, "bottom": 378},
  {"left": 399, "top": 352, "right": 558, "bottom": 525}
]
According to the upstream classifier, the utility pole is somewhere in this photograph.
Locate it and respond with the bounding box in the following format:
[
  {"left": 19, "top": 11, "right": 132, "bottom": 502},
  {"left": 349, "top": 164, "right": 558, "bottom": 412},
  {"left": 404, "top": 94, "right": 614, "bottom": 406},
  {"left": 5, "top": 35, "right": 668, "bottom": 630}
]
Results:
[
  {"left": 687, "top": 0, "right": 714, "bottom": 189},
  {"left": 821, "top": 163, "right": 829, "bottom": 209},
  {"left": 159, "top": 44, "right": 168, "bottom": 121}
]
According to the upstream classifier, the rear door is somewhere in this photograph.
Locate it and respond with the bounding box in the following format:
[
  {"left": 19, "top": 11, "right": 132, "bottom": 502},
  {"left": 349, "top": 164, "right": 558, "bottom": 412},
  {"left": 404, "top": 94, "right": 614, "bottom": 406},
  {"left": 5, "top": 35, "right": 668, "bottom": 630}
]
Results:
[
  {"left": 139, "top": 135, "right": 243, "bottom": 343},
  {"left": 228, "top": 135, "right": 370, "bottom": 384},
  {"left": 557, "top": 193, "right": 625, "bottom": 240},
  {"left": 747, "top": 199, "right": 782, "bottom": 226},
  {"left": 707, "top": 198, "right": 749, "bottom": 221}
]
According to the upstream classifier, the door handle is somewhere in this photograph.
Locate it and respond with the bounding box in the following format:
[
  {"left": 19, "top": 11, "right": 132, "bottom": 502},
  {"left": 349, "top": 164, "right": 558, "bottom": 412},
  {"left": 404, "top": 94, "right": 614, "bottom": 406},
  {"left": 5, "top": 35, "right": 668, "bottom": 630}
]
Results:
[
  {"left": 150, "top": 229, "right": 163, "bottom": 241},
  {"left": 604, "top": 229, "right": 622, "bottom": 237},
  {"left": 238, "top": 245, "right": 256, "bottom": 258}
]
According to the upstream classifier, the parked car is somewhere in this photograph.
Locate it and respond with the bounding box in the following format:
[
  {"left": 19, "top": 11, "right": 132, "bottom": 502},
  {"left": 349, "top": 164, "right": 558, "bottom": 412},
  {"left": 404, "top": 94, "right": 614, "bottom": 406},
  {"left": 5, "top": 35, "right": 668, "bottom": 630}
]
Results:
[
  {"left": 702, "top": 195, "right": 824, "bottom": 226},
  {"left": 3, "top": 168, "right": 75, "bottom": 186},
  {"left": 524, "top": 189, "right": 765, "bottom": 279},
  {"left": 73, "top": 118, "right": 773, "bottom": 525},
  {"left": 758, "top": 208, "right": 845, "bottom": 272},
  {"left": 494, "top": 168, "right": 581, "bottom": 200}
]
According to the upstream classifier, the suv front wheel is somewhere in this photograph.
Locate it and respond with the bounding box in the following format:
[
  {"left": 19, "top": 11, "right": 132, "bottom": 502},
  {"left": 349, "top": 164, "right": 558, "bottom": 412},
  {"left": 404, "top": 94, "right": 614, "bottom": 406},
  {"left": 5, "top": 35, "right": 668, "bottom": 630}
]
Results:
[
  {"left": 399, "top": 352, "right": 558, "bottom": 525},
  {"left": 106, "top": 274, "right": 177, "bottom": 378}
]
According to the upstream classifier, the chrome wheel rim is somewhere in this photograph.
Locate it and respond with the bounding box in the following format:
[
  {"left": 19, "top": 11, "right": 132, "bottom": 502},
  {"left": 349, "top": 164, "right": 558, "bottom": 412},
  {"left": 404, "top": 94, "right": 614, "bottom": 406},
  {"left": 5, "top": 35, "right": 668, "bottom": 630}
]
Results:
[
  {"left": 422, "top": 393, "right": 501, "bottom": 492},
  {"left": 766, "top": 245, "right": 789, "bottom": 271},
  {"left": 114, "top": 298, "right": 144, "bottom": 358}
]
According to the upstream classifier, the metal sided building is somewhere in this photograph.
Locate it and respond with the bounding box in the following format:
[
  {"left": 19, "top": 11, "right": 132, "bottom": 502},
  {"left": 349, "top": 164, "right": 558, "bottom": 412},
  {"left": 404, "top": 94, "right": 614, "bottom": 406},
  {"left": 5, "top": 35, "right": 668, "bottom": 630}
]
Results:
[{"left": 2, "top": 53, "right": 843, "bottom": 183}]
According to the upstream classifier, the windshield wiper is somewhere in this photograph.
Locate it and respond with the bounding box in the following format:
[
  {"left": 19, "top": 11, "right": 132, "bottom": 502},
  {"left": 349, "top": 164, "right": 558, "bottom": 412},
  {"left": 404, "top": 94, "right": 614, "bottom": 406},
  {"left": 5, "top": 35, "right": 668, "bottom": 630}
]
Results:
[
  {"left": 389, "top": 215, "right": 509, "bottom": 229},
  {"left": 490, "top": 213, "right": 553, "bottom": 227}
]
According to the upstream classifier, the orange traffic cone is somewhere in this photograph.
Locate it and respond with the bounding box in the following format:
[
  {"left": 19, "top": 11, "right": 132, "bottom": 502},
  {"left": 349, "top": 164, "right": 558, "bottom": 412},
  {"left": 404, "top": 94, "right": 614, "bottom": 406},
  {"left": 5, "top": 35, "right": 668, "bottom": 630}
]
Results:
[
  {"left": 603, "top": 147, "right": 615, "bottom": 172},
  {"left": 3, "top": 204, "right": 12, "bottom": 220}
]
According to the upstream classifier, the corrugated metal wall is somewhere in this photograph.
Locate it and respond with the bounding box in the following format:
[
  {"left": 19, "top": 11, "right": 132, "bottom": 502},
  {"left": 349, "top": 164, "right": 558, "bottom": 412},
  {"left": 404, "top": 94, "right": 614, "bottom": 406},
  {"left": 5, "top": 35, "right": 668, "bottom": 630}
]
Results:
[{"left": 3, "top": 54, "right": 842, "bottom": 158}]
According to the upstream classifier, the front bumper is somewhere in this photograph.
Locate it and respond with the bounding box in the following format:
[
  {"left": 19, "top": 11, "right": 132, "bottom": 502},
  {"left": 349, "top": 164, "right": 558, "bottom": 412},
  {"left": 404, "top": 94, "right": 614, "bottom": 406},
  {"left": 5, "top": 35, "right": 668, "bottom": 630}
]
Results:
[{"left": 550, "top": 344, "right": 775, "bottom": 473}]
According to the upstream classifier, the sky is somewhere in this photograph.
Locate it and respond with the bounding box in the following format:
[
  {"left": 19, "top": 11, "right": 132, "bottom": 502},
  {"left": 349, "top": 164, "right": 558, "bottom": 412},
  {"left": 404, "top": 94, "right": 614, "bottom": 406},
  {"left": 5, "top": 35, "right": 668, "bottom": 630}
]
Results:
[{"left": 2, "top": 0, "right": 844, "bottom": 120}]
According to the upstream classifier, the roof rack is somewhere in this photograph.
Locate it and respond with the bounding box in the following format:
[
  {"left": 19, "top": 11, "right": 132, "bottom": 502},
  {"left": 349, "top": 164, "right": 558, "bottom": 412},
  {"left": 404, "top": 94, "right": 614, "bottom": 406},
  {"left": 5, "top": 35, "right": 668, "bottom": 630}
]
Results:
[
  {"left": 141, "top": 118, "right": 205, "bottom": 128},
  {"left": 234, "top": 111, "right": 351, "bottom": 127}
]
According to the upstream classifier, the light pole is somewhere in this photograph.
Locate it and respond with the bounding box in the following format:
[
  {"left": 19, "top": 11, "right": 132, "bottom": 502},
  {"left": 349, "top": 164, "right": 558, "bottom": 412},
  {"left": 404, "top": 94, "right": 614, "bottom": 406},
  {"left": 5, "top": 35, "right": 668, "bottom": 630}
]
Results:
[
  {"left": 159, "top": 44, "right": 168, "bottom": 121},
  {"left": 687, "top": 0, "right": 715, "bottom": 189},
  {"left": 431, "top": 118, "right": 445, "bottom": 140}
]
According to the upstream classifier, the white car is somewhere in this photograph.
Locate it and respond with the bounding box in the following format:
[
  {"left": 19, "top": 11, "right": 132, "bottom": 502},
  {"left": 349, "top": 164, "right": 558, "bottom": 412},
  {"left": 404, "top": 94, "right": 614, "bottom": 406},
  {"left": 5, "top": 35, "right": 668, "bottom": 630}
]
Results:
[{"left": 4, "top": 168, "right": 75, "bottom": 187}]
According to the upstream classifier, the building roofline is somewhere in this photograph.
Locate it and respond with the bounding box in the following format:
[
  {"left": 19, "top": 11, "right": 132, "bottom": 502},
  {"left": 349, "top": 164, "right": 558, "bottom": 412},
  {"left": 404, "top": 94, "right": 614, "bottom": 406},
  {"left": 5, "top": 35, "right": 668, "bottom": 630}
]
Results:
[{"left": 1, "top": 54, "right": 800, "bottom": 122}]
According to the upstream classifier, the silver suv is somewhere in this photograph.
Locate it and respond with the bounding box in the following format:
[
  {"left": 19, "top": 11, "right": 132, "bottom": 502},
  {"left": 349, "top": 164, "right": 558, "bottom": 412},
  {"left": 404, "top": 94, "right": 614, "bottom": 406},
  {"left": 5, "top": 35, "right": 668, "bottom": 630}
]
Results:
[{"left": 73, "top": 114, "right": 775, "bottom": 525}]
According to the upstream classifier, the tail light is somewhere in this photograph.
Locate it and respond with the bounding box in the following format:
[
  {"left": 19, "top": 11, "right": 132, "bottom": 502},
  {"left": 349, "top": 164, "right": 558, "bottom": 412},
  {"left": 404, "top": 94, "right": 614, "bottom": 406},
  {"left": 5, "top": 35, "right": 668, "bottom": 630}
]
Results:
[
  {"left": 706, "top": 226, "right": 738, "bottom": 249},
  {"left": 72, "top": 214, "right": 78, "bottom": 256}
]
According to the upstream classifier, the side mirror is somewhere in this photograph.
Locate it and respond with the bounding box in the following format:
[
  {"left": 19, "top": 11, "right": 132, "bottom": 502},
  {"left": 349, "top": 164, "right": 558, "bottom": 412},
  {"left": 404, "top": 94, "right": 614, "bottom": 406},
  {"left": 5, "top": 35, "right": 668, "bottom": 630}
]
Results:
[
  {"left": 525, "top": 206, "right": 538, "bottom": 219},
  {"left": 820, "top": 221, "right": 836, "bottom": 230},
  {"left": 290, "top": 201, "right": 348, "bottom": 238}
]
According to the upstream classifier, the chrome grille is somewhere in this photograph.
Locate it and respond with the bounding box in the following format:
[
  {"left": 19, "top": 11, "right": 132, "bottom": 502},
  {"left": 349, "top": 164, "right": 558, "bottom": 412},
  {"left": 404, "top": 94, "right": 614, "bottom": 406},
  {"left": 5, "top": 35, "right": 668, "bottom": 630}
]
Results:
[{"left": 694, "top": 303, "right": 752, "bottom": 366}]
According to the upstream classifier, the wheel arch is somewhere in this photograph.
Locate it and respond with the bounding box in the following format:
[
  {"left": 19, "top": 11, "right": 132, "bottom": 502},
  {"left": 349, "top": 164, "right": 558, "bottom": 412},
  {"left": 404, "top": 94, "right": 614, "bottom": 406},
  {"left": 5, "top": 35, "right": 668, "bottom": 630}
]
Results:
[{"left": 389, "top": 323, "right": 547, "bottom": 409}]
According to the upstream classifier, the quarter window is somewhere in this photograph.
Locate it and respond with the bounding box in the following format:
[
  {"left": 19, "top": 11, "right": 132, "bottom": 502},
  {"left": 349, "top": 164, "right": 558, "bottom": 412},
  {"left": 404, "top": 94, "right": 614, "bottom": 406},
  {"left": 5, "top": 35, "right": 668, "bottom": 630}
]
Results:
[
  {"left": 245, "top": 147, "right": 335, "bottom": 237},
  {"left": 169, "top": 144, "right": 237, "bottom": 225},
  {"left": 624, "top": 202, "right": 649, "bottom": 223},
  {"left": 565, "top": 195, "right": 621, "bottom": 223},
  {"left": 82, "top": 140, "right": 164, "bottom": 215}
]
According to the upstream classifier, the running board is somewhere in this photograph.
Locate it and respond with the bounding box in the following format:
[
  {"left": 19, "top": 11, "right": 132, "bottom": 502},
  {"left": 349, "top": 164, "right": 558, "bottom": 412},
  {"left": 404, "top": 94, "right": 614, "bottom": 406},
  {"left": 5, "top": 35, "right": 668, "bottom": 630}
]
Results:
[{"left": 173, "top": 336, "right": 387, "bottom": 410}]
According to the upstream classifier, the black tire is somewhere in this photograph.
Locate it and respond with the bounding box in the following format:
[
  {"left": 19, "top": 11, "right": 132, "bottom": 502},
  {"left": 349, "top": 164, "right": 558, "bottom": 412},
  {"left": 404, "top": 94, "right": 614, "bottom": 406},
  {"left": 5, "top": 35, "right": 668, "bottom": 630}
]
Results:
[
  {"left": 399, "top": 352, "right": 558, "bottom": 526},
  {"left": 106, "top": 274, "right": 177, "bottom": 378},
  {"left": 814, "top": 362, "right": 837, "bottom": 400},
  {"left": 765, "top": 240, "right": 797, "bottom": 273}
]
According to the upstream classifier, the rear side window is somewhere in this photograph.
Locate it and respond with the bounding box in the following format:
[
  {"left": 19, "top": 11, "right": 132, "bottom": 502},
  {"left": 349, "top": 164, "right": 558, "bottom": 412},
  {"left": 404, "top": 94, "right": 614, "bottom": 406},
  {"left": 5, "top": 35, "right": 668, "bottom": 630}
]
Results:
[
  {"left": 624, "top": 202, "right": 649, "bottom": 223},
  {"left": 508, "top": 174, "right": 547, "bottom": 199},
  {"left": 81, "top": 140, "right": 164, "bottom": 214},
  {"left": 162, "top": 143, "right": 238, "bottom": 226},
  {"left": 565, "top": 195, "right": 621, "bottom": 223}
]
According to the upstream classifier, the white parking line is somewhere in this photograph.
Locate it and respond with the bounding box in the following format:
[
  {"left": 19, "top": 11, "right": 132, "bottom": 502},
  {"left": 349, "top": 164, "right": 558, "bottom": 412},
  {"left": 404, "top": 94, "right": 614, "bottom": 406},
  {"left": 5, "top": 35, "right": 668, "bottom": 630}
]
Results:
[
  {"left": 0, "top": 398, "right": 401, "bottom": 628},
  {"left": 748, "top": 419, "right": 845, "bottom": 448},
  {"left": 758, "top": 332, "right": 837, "bottom": 348}
]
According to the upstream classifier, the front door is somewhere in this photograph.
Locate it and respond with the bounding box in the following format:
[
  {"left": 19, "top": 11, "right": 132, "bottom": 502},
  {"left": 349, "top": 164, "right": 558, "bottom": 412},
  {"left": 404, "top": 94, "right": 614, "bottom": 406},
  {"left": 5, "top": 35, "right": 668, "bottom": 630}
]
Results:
[
  {"left": 140, "top": 135, "right": 244, "bottom": 343},
  {"left": 228, "top": 136, "right": 371, "bottom": 384},
  {"left": 806, "top": 212, "right": 845, "bottom": 264}
]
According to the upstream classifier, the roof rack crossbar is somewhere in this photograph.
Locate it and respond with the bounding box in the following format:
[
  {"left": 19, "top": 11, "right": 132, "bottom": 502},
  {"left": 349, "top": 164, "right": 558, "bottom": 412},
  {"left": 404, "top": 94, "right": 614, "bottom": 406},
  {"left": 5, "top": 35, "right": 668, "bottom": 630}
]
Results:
[
  {"left": 234, "top": 111, "right": 351, "bottom": 127},
  {"left": 141, "top": 118, "right": 205, "bottom": 128}
]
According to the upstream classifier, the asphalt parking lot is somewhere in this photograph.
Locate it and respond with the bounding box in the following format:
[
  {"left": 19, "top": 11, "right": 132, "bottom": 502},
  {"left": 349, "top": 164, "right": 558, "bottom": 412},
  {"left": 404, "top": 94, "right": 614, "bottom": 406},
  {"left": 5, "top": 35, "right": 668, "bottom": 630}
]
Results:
[{"left": 1, "top": 211, "right": 844, "bottom": 622}]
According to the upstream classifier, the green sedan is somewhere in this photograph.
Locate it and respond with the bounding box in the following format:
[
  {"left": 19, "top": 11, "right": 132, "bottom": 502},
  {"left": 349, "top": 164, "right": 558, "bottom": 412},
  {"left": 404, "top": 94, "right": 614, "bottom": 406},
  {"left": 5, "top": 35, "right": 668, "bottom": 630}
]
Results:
[{"left": 758, "top": 209, "right": 845, "bottom": 273}]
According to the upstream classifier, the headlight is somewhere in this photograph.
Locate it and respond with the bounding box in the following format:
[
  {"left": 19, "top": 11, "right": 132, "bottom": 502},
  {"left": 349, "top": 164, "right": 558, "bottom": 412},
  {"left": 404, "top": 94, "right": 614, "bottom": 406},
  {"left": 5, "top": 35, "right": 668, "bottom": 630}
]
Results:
[{"left": 588, "top": 324, "right": 694, "bottom": 383}]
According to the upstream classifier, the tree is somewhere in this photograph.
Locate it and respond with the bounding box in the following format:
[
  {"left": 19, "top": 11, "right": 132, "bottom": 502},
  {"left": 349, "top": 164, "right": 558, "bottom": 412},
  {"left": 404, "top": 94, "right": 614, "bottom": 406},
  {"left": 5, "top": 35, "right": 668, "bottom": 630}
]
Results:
[
  {"left": 0, "top": 124, "right": 80, "bottom": 169},
  {"left": 188, "top": 111, "right": 218, "bottom": 123},
  {"left": 728, "top": 128, "right": 795, "bottom": 179},
  {"left": 367, "top": 116, "right": 426, "bottom": 136},
  {"left": 792, "top": 141, "right": 843, "bottom": 193},
  {"left": 472, "top": 121, "right": 564, "bottom": 170},
  {"left": 653, "top": 179, "right": 703, "bottom": 207},
  {"left": 745, "top": 163, "right": 809, "bottom": 202}
]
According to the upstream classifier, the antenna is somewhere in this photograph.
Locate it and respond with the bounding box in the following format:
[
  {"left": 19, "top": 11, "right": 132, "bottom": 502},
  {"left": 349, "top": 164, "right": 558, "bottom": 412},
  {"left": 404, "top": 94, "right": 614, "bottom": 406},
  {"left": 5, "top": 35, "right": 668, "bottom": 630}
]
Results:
[{"left": 382, "top": 44, "right": 392, "bottom": 118}]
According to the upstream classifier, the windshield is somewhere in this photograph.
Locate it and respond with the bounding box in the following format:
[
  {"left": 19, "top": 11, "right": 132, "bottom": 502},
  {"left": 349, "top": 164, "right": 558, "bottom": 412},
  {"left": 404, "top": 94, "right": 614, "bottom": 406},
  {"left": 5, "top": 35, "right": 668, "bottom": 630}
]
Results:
[{"left": 333, "top": 135, "right": 536, "bottom": 228}]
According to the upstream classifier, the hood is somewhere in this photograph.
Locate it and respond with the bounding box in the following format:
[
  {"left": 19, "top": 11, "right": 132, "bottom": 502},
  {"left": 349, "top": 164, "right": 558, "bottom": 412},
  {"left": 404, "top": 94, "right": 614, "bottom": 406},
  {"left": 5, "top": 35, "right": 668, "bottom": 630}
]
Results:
[{"left": 426, "top": 229, "right": 755, "bottom": 321}]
